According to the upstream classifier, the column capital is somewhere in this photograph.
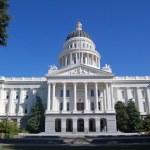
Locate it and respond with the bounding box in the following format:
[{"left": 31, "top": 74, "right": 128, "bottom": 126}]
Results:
[
  {"left": 94, "top": 82, "right": 98, "bottom": 85},
  {"left": 73, "top": 82, "right": 77, "bottom": 85}
]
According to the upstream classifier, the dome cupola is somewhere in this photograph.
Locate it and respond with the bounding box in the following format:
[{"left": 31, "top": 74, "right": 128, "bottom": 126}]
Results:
[{"left": 59, "top": 22, "right": 101, "bottom": 69}]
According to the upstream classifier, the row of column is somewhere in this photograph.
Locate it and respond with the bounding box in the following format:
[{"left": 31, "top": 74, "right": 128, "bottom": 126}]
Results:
[
  {"left": 0, "top": 88, "right": 32, "bottom": 115},
  {"left": 114, "top": 87, "right": 150, "bottom": 113},
  {"left": 60, "top": 52, "right": 100, "bottom": 68},
  {"left": 47, "top": 82, "right": 114, "bottom": 112}
]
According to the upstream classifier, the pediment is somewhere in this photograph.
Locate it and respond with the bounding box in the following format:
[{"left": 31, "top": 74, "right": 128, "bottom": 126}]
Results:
[{"left": 47, "top": 64, "right": 114, "bottom": 77}]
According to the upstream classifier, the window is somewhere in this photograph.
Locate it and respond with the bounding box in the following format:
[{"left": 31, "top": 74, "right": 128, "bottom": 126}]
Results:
[
  {"left": 141, "top": 90, "right": 145, "bottom": 98},
  {"left": 25, "top": 91, "right": 28, "bottom": 99},
  {"left": 16, "top": 91, "right": 19, "bottom": 99},
  {"left": 83, "top": 57, "right": 85, "bottom": 63},
  {"left": 98, "top": 102, "right": 101, "bottom": 110},
  {"left": 90, "top": 102, "right": 94, "bottom": 110},
  {"left": 74, "top": 43, "right": 76, "bottom": 48},
  {"left": 60, "top": 102, "right": 63, "bottom": 111},
  {"left": 98, "top": 89, "right": 100, "bottom": 97},
  {"left": 83, "top": 43, "right": 85, "bottom": 47},
  {"left": 74, "top": 57, "right": 76, "bottom": 64},
  {"left": 66, "top": 90, "right": 70, "bottom": 97},
  {"left": 6, "top": 91, "right": 9, "bottom": 99},
  {"left": 77, "top": 102, "right": 84, "bottom": 111},
  {"left": 60, "top": 90, "right": 63, "bottom": 97},
  {"left": 91, "top": 89, "right": 94, "bottom": 97},
  {"left": 121, "top": 90, "right": 125, "bottom": 98},
  {"left": 67, "top": 102, "right": 69, "bottom": 111},
  {"left": 143, "top": 102, "right": 146, "bottom": 112},
  {"left": 70, "top": 44, "right": 72, "bottom": 48},
  {"left": 24, "top": 104, "right": 28, "bottom": 114},
  {"left": 67, "top": 58, "right": 69, "bottom": 65},
  {"left": 131, "top": 90, "right": 135, "bottom": 98}
]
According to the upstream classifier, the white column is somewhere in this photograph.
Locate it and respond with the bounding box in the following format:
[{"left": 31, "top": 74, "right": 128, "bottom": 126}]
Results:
[
  {"left": 8, "top": 89, "right": 13, "bottom": 114},
  {"left": 81, "top": 52, "right": 83, "bottom": 64},
  {"left": 0, "top": 88, "right": 4, "bottom": 114},
  {"left": 92, "top": 55, "right": 94, "bottom": 65},
  {"left": 65, "top": 56, "right": 67, "bottom": 66},
  {"left": 125, "top": 88, "right": 129, "bottom": 105},
  {"left": 95, "top": 83, "right": 98, "bottom": 111},
  {"left": 63, "top": 83, "right": 66, "bottom": 111},
  {"left": 136, "top": 88, "right": 141, "bottom": 112},
  {"left": 87, "top": 53, "right": 89, "bottom": 65},
  {"left": 76, "top": 53, "right": 77, "bottom": 64},
  {"left": 103, "top": 88, "right": 106, "bottom": 111},
  {"left": 70, "top": 53, "right": 72, "bottom": 65},
  {"left": 18, "top": 88, "right": 24, "bottom": 114},
  {"left": 73, "top": 83, "right": 77, "bottom": 112},
  {"left": 84, "top": 82, "right": 88, "bottom": 112},
  {"left": 52, "top": 83, "right": 56, "bottom": 111},
  {"left": 110, "top": 84, "right": 114, "bottom": 110},
  {"left": 146, "top": 87, "right": 150, "bottom": 114},
  {"left": 47, "top": 83, "right": 51, "bottom": 111}
]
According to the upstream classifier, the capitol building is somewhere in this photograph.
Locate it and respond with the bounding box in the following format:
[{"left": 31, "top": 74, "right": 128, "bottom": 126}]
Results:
[{"left": 0, "top": 22, "right": 150, "bottom": 134}]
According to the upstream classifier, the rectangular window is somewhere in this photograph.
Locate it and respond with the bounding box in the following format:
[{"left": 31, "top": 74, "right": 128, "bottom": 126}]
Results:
[
  {"left": 141, "top": 90, "right": 145, "bottom": 98},
  {"left": 98, "top": 89, "right": 100, "bottom": 97},
  {"left": 66, "top": 90, "right": 70, "bottom": 97},
  {"left": 60, "top": 90, "right": 63, "bottom": 97},
  {"left": 98, "top": 102, "right": 101, "bottom": 110},
  {"left": 16, "top": 91, "right": 19, "bottom": 99},
  {"left": 77, "top": 102, "right": 84, "bottom": 111},
  {"left": 83, "top": 57, "right": 85, "bottom": 63},
  {"left": 131, "top": 90, "right": 135, "bottom": 98},
  {"left": 24, "top": 104, "right": 28, "bottom": 114},
  {"left": 91, "top": 89, "right": 94, "bottom": 97},
  {"left": 67, "top": 102, "right": 69, "bottom": 111},
  {"left": 121, "top": 90, "right": 125, "bottom": 98},
  {"left": 6, "top": 91, "right": 9, "bottom": 99},
  {"left": 143, "top": 102, "right": 146, "bottom": 112},
  {"left": 74, "top": 43, "right": 76, "bottom": 47},
  {"left": 90, "top": 102, "right": 94, "bottom": 110},
  {"left": 25, "top": 91, "right": 28, "bottom": 99},
  {"left": 74, "top": 57, "right": 76, "bottom": 64},
  {"left": 60, "top": 102, "right": 63, "bottom": 111}
]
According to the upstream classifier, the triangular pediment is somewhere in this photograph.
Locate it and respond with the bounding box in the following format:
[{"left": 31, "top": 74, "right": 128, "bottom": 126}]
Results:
[{"left": 46, "top": 64, "right": 114, "bottom": 77}]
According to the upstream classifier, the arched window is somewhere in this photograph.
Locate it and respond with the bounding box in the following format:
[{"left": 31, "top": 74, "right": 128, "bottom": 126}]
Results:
[
  {"left": 55, "top": 119, "right": 61, "bottom": 132},
  {"left": 89, "top": 118, "right": 96, "bottom": 132},
  {"left": 100, "top": 118, "right": 107, "bottom": 132},
  {"left": 66, "top": 119, "right": 73, "bottom": 132},
  {"left": 77, "top": 119, "right": 84, "bottom": 132}
]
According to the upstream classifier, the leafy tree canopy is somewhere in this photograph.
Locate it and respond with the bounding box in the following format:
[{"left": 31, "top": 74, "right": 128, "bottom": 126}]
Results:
[{"left": 0, "top": 0, "right": 11, "bottom": 46}]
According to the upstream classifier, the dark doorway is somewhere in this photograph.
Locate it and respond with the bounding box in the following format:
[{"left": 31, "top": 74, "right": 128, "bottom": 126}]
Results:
[
  {"left": 66, "top": 119, "right": 73, "bottom": 132},
  {"left": 77, "top": 119, "right": 84, "bottom": 132},
  {"left": 55, "top": 119, "right": 61, "bottom": 132},
  {"left": 89, "top": 118, "right": 96, "bottom": 132}
]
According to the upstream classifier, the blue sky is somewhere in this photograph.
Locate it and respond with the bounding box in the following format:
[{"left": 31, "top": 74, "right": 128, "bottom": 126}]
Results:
[{"left": 0, "top": 0, "right": 150, "bottom": 77}]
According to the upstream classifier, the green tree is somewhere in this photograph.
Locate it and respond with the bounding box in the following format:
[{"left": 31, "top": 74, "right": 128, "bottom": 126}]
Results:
[
  {"left": 0, "top": 0, "right": 11, "bottom": 46},
  {"left": 126, "top": 99, "right": 143, "bottom": 132},
  {"left": 143, "top": 115, "right": 150, "bottom": 132},
  {"left": 115, "top": 101, "right": 129, "bottom": 132},
  {"left": 26, "top": 96, "right": 45, "bottom": 133},
  {"left": 0, "top": 120, "right": 19, "bottom": 138}
]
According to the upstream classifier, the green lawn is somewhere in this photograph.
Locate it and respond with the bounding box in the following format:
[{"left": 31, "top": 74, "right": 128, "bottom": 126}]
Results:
[{"left": 1, "top": 146, "right": 150, "bottom": 150}]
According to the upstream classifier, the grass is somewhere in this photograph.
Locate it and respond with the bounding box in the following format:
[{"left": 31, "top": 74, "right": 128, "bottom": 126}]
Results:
[{"left": 1, "top": 145, "right": 150, "bottom": 150}]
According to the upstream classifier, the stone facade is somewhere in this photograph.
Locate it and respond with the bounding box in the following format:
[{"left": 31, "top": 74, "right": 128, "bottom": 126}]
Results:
[{"left": 0, "top": 22, "right": 150, "bottom": 135}]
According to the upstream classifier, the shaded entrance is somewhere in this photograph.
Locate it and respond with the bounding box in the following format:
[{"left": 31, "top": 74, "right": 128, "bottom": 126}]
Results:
[
  {"left": 66, "top": 119, "right": 73, "bottom": 132},
  {"left": 77, "top": 119, "right": 84, "bottom": 132},
  {"left": 100, "top": 118, "right": 107, "bottom": 132},
  {"left": 89, "top": 118, "right": 96, "bottom": 132},
  {"left": 55, "top": 119, "right": 61, "bottom": 132}
]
